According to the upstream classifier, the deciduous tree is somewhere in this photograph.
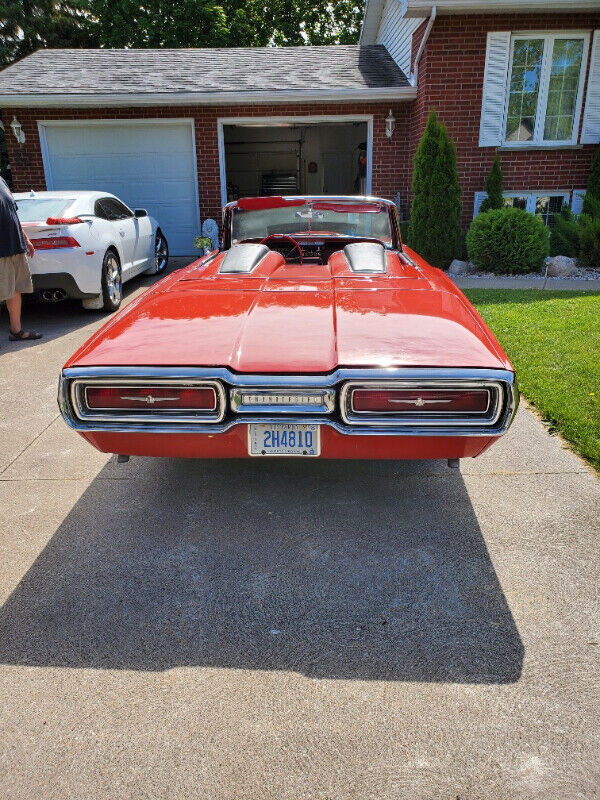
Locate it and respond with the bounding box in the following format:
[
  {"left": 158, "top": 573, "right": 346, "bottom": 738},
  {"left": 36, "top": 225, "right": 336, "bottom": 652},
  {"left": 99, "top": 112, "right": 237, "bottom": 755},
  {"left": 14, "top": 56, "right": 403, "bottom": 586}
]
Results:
[{"left": 1, "top": 0, "right": 97, "bottom": 68}]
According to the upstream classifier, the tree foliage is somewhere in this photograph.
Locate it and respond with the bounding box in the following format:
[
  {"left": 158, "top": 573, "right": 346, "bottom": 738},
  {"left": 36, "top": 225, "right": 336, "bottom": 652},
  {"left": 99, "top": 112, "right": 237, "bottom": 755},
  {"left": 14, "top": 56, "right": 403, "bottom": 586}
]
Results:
[
  {"left": 1, "top": 0, "right": 98, "bottom": 68},
  {"left": 87, "top": 0, "right": 362, "bottom": 51},
  {"left": 549, "top": 204, "right": 579, "bottom": 258},
  {"left": 479, "top": 156, "right": 503, "bottom": 213},
  {"left": 577, "top": 213, "right": 600, "bottom": 268},
  {"left": 407, "top": 109, "right": 462, "bottom": 269},
  {"left": 0, "top": 1, "right": 362, "bottom": 67},
  {"left": 582, "top": 145, "right": 600, "bottom": 217},
  {"left": 466, "top": 207, "right": 549, "bottom": 274}
]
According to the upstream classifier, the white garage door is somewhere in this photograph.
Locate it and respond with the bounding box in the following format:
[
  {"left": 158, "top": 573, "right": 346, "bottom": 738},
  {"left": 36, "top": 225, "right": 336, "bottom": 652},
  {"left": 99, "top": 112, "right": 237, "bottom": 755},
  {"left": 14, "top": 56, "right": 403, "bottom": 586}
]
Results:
[{"left": 41, "top": 120, "right": 201, "bottom": 256}]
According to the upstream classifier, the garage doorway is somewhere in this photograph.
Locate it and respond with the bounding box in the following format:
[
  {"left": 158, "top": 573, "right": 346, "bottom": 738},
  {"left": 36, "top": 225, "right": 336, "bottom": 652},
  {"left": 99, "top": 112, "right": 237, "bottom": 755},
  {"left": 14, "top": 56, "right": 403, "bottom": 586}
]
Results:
[{"left": 218, "top": 117, "right": 372, "bottom": 205}]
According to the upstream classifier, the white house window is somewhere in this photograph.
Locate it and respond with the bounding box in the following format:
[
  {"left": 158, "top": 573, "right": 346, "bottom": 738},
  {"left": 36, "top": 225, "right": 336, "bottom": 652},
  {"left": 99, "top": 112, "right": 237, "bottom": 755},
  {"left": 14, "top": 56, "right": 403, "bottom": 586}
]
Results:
[
  {"left": 504, "top": 33, "right": 589, "bottom": 146},
  {"left": 474, "top": 191, "right": 569, "bottom": 224},
  {"left": 503, "top": 196, "right": 528, "bottom": 211},
  {"left": 534, "top": 195, "right": 565, "bottom": 225},
  {"left": 506, "top": 39, "right": 544, "bottom": 142}
]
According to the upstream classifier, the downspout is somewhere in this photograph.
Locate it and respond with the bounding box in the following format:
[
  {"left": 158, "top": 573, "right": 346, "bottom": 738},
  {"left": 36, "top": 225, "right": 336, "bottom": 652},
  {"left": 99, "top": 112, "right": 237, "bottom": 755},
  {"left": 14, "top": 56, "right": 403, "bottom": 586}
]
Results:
[{"left": 410, "top": 5, "right": 436, "bottom": 87}]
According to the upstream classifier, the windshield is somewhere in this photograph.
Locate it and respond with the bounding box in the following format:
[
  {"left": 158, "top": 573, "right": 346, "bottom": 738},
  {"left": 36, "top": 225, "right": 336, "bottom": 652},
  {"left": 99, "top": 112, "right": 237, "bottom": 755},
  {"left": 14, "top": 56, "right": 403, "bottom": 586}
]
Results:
[
  {"left": 231, "top": 201, "right": 394, "bottom": 246},
  {"left": 16, "top": 198, "right": 73, "bottom": 222}
]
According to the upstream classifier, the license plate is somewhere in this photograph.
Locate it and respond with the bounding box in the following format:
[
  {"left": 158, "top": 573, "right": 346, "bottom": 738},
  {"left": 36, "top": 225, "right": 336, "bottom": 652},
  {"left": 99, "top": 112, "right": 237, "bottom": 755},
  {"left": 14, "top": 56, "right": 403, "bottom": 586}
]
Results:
[{"left": 248, "top": 423, "right": 320, "bottom": 457}]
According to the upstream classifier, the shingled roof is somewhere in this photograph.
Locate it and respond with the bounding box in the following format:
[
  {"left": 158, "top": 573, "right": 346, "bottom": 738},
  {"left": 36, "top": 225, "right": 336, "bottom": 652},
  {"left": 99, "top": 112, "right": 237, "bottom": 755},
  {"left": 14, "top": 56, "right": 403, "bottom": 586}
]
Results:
[{"left": 0, "top": 45, "right": 413, "bottom": 106}]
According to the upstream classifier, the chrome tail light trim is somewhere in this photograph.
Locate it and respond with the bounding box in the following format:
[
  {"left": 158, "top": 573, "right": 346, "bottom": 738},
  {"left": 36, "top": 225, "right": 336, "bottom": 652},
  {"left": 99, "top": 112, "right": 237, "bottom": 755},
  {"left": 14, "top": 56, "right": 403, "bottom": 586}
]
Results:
[
  {"left": 68, "top": 377, "right": 226, "bottom": 424},
  {"left": 340, "top": 380, "right": 504, "bottom": 427},
  {"left": 58, "top": 367, "right": 518, "bottom": 437}
]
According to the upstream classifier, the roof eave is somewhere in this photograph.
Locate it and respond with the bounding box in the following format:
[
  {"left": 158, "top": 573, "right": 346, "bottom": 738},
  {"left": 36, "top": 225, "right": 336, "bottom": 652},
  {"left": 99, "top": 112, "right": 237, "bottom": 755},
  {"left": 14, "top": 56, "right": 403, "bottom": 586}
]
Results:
[
  {"left": 360, "top": 0, "right": 386, "bottom": 45},
  {"left": 404, "top": 0, "right": 600, "bottom": 15},
  {"left": 0, "top": 86, "right": 416, "bottom": 108}
]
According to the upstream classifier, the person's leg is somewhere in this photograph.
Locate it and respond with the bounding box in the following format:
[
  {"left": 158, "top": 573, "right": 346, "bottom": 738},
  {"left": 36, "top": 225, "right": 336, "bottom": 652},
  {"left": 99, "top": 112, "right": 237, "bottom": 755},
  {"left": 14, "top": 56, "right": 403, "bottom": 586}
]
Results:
[
  {"left": 5, "top": 255, "right": 41, "bottom": 340},
  {"left": 5, "top": 292, "right": 22, "bottom": 334}
]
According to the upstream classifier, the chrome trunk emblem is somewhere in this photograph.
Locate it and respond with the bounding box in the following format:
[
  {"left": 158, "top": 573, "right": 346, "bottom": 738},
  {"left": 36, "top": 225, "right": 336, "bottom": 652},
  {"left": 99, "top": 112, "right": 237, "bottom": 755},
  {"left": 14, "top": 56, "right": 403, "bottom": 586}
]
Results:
[{"left": 120, "top": 395, "right": 180, "bottom": 404}]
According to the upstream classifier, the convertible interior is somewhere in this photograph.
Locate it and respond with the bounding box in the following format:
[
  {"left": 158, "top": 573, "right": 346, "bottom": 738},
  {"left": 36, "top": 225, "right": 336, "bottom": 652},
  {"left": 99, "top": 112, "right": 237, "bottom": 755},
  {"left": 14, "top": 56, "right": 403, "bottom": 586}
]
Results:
[{"left": 239, "top": 234, "right": 391, "bottom": 265}]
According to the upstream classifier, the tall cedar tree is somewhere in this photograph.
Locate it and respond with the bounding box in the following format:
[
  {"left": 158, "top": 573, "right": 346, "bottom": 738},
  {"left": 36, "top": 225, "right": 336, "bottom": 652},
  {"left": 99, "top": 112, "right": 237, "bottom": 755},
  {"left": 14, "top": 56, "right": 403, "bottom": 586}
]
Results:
[
  {"left": 408, "top": 110, "right": 462, "bottom": 268},
  {"left": 479, "top": 156, "right": 504, "bottom": 213},
  {"left": 1, "top": 0, "right": 97, "bottom": 67},
  {"left": 582, "top": 145, "right": 600, "bottom": 218}
]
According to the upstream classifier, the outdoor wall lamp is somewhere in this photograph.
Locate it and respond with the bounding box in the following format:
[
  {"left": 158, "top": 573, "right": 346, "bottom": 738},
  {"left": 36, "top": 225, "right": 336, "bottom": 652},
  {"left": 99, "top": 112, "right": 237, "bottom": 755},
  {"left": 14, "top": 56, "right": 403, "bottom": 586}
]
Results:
[
  {"left": 10, "top": 116, "right": 29, "bottom": 165},
  {"left": 385, "top": 109, "right": 396, "bottom": 139},
  {"left": 10, "top": 116, "right": 25, "bottom": 145}
]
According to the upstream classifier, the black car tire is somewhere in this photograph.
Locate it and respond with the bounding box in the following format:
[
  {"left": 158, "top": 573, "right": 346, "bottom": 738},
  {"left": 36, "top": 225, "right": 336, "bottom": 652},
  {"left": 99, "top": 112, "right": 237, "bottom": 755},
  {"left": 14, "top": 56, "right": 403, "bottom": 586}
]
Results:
[{"left": 101, "top": 249, "right": 122, "bottom": 312}]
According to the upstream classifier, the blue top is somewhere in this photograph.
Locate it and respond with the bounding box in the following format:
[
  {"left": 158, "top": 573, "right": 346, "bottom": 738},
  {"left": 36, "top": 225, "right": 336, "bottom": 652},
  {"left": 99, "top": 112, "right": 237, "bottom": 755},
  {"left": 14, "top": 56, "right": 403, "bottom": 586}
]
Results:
[{"left": 0, "top": 177, "right": 26, "bottom": 258}]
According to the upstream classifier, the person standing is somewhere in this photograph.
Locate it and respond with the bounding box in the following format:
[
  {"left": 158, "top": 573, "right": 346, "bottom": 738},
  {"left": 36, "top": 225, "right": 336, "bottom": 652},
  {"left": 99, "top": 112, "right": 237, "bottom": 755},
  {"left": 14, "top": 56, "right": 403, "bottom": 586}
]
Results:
[{"left": 0, "top": 176, "right": 41, "bottom": 341}]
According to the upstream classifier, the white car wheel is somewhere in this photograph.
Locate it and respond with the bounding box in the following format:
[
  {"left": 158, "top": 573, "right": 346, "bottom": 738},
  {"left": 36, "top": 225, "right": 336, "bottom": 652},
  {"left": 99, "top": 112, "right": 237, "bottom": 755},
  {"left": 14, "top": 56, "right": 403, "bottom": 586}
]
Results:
[
  {"left": 145, "top": 230, "right": 169, "bottom": 275},
  {"left": 100, "top": 250, "right": 122, "bottom": 312}
]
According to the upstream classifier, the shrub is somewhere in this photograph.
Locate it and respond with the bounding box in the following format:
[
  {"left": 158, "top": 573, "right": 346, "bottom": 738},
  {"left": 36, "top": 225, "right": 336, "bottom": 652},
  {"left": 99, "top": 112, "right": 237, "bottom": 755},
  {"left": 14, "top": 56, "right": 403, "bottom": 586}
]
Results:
[
  {"left": 466, "top": 207, "right": 549, "bottom": 274},
  {"left": 549, "top": 204, "right": 579, "bottom": 258},
  {"left": 577, "top": 214, "right": 600, "bottom": 269},
  {"left": 479, "top": 156, "right": 504, "bottom": 213},
  {"left": 458, "top": 228, "right": 468, "bottom": 260},
  {"left": 582, "top": 145, "right": 600, "bottom": 217},
  {"left": 400, "top": 219, "right": 410, "bottom": 244},
  {"left": 408, "top": 109, "right": 462, "bottom": 268}
]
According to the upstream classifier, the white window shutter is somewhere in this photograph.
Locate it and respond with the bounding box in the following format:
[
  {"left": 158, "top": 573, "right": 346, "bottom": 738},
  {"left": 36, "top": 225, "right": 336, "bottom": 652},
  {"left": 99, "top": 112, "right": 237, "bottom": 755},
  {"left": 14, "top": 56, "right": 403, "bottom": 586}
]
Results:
[
  {"left": 581, "top": 30, "right": 600, "bottom": 144},
  {"left": 479, "top": 32, "right": 512, "bottom": 147},
  {"left": 571, "top": 190, "right": 586, "bottom": 214},
  {"left": 473, "top": 192, "right": 488, "bottom": 217}
]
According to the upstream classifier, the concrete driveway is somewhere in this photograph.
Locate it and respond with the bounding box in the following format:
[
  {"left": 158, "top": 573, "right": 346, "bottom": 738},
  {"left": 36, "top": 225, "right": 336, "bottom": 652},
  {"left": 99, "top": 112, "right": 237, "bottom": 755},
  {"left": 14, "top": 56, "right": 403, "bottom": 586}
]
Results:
[{"left": 1, "top": 263, "right": 598, "bottom": 799}]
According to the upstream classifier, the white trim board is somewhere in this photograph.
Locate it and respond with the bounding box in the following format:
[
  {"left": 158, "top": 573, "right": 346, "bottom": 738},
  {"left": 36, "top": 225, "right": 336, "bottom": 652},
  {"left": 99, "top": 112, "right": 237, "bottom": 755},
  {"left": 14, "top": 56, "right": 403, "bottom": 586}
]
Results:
[
  {"left": 403, "top": 0, "right": 600, "bottom": 16},
  {"left": 0, "top": 87, "right": 416, "bottom": 108},
  {"left": 217, "top": 115, "right": 374, "bottom": 208}
]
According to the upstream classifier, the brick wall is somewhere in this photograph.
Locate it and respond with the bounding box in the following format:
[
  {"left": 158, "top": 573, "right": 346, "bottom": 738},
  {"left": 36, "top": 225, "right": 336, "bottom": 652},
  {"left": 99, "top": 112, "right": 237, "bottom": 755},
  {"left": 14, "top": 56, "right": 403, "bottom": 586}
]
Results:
[
  {"left": 411, "top": 12, "right": 600, "bottom": 226},
  {"left": 0, "top": 102, "right": 414, "bottom": 225}
]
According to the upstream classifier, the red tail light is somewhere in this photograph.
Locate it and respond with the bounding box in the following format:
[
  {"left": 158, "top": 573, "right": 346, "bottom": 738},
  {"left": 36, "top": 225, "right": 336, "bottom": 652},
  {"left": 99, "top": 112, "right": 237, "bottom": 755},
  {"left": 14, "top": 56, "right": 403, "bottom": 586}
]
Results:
[
  {"left": 31, "top": 236, "right": 80, "bottom": 250},
  {"left": 351, "top": 388, "right": 490, "bottom": 413},
  {"left": 46, "top": 217, "right": 83, "bottom": 225},
  {"left": 86, "top": 386, "right": 216, "bottom": 411}
]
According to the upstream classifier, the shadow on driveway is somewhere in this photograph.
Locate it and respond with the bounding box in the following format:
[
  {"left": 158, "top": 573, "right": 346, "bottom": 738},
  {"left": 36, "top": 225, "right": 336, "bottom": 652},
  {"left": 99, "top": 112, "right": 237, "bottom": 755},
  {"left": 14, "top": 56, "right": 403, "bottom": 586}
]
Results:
[
  {"left": 0, "top": 458, "right": 523, "bottom": 682},
  {"left": 0, "top": 257, "right": 193, "bottom": 352}
]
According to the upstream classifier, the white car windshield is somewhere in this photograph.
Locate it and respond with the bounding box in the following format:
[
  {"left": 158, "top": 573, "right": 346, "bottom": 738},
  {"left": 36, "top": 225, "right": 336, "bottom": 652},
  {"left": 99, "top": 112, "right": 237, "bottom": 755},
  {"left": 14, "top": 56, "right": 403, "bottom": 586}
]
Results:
[
  {"left": 16, "top": 198, "right": 74, "bottom": 222},
  {"left": 231, "top": 200, "right": 394, "bottom": 245}
]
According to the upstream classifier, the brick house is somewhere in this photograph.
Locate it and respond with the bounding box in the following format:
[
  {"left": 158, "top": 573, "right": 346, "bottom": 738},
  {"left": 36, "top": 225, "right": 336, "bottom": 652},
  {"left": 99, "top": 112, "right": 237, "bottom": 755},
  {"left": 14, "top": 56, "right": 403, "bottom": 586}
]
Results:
[{"left": 0, "top": 0, "right": 599, "bottom": 254}]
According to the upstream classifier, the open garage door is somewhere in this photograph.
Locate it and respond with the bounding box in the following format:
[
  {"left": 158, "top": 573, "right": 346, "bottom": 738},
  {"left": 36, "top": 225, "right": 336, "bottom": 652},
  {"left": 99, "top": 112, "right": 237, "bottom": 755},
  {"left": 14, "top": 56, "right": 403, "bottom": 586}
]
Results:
[
  {"left": 220, "top": 118, "right": 371, "bottom": 204},
  {"left": 40, "top": 120, "right": 201, "bottom": 256}
]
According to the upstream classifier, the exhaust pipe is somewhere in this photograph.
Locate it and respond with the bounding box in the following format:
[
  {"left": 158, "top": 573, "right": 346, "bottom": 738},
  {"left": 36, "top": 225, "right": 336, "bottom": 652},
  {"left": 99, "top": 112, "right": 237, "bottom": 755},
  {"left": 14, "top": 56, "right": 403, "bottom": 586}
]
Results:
[{"left": 40, "top": 289, "right": 67, "bottom": 302}]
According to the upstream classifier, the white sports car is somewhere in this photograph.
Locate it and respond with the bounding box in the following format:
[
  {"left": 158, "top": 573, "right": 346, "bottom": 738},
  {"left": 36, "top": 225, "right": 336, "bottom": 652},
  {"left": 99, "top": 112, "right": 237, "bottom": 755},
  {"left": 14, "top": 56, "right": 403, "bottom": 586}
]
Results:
[{"left": 15, "top": 190, "right": 169, "bottom": 311}]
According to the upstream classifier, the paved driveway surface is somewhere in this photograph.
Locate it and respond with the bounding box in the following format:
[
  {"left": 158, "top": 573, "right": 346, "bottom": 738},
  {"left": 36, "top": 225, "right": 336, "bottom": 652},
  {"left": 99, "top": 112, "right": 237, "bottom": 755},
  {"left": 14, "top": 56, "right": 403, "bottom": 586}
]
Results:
[{"left": 1, "top": 265, "right": 598, "bottom": 799}]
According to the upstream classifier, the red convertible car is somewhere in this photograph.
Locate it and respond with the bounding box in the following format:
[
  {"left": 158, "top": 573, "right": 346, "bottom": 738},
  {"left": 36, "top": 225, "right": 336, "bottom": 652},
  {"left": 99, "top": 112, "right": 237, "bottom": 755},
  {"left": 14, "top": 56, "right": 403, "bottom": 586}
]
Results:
[{"left": 58, "top": 196, "right": 518, "bottom": 465}]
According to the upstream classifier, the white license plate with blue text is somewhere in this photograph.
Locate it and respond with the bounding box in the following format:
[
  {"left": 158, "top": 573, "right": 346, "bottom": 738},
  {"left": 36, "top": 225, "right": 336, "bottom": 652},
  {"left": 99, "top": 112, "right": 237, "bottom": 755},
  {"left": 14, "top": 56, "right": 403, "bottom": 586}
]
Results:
[{"left": 248, "top": 423, "right": 320, "bottom": 456}]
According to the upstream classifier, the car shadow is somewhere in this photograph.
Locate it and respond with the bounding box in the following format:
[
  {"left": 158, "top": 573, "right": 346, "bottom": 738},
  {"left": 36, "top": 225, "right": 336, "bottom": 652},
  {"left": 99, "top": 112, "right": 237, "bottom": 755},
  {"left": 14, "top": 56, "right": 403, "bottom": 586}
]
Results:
[
  {"left": 0, "top": 457, "right": 523, "bottom": 683},
  {"left": 0, "top": 258, "right": 193, "bottom": 351}
]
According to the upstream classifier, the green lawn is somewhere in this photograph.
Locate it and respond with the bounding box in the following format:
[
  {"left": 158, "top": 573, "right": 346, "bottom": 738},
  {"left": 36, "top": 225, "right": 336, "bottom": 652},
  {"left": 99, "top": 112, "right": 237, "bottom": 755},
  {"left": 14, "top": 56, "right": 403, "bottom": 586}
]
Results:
[{"left": 464, "top": 290, "right": 600, "bottom": 471}]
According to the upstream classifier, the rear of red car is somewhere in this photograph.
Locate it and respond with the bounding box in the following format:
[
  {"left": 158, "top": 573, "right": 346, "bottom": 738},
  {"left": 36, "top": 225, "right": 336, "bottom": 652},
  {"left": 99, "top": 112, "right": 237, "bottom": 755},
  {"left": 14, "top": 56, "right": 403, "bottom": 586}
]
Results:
[{"left": 58, "top": 214, "right": 518, "bottom": 462}]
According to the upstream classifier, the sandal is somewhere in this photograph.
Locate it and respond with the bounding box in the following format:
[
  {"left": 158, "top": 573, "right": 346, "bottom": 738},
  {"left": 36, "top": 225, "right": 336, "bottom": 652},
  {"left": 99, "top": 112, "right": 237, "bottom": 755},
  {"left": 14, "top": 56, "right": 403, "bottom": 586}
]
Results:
[{"left": 9, "top": 329, "right": 43, "bottom": 341}]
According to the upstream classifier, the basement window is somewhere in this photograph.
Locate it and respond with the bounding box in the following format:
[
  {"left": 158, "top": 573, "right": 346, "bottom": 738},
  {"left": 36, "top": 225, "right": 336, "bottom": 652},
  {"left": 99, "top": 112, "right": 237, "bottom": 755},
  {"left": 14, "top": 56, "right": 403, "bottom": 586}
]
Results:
[{"left": 473, "top": 191, "right": 570, "bottom": 225}]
